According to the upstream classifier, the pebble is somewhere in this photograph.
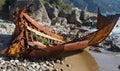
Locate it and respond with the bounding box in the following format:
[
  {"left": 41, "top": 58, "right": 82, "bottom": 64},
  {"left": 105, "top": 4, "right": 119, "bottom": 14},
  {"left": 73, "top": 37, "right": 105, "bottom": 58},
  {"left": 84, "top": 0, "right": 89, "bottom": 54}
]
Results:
[
  {"left": 60, "top": 68, "right": 64, "bottom": 71},
  {"left": 46, "top": 61, "right": 50, "bottom": 65},
  {"left": 53, "top": 68, "right": 59, "bottom": 71},
  {"left": 10, "top": 60, "right": 14, "bottom": 63},
  {"left": 51, "top": 60, "right": 55, "bottom": 66},
  {"left": 56, "top": 60, "right": 61, "bottom": 64},
  {"left": 0, "top": 57, "right": 69, "bottom": 71},
  {"left": 27, "top": 66, "right": 33, "bottom": 70},
  {"left": 15, "top": 60, "right": 20, "bottom": 65},
  {"left": 60, "top": 61, "right": 64, "bottom": 65},
  {"left": 66, "top": 64, "right": 71, "bottom": 67},
  {"left": 0, "top": 61, "right": 5, "bottom": 65},
  {"left": 43, "top": 64, "right": 47, "bottom": 67},
  {"left": 22, "top": 63, "right": 27, "bottom": 67},
  {"left": 118, "top": 65, "right": 120, "bottom": 69}
]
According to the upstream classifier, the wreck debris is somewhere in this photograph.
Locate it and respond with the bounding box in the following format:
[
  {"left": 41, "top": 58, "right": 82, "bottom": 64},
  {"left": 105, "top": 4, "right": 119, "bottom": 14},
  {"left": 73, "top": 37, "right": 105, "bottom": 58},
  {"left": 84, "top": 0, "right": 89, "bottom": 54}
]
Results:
[
  {"left": 88, "top": 8, "right": 119, "bottom": 46},
  {"left": 88, "top": 15, "right": 119, "bottom": 46},
  {"left": 0, "top": 7, "right": 119, "bottom": 59}
]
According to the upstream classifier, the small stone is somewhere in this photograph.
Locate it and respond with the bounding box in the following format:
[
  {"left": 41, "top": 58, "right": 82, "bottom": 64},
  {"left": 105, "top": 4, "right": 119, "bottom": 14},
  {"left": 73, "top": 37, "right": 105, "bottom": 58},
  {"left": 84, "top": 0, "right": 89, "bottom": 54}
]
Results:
[
  {"left": 118, "top": 65, "right": 120, "bottom": 69},
  {"left": 23, "top": 59, "right": 27, "bottom": 63},
  {"left": 27, "top": 66, "right": 33, "bottom": 70},
  {"left": 53, "top": 68, "right": 59, "bottom": 71},
  {"left": 12, "top": 67, "right": 18, "bottom": 71},
  {"left": 0, "top": 58, "right": 3, "bottom": 61},
  {"left": 1, "top": 69, "right": 6, "bottom": 71},
  {"left": 18, "top": 66, "right": 26, "bottom": 71},
  {"left": 22, "top": 63, "right": 27, "bottom": 67},
  {"left": 0, "top": 61, "right": 6, "bottom": 65},
  {"left": 60, "top": 61, "right": 64, "bottom": 65},
  {"left": 43, "top": 64, "right": 47, "bottom": 67},
  {"left": 51, "top": 61, "right": 55, "bottom": 66},
  {"left": 46, "top": 67, "right": 54, "bottom": 71},
  {"left": 7, "top": 69, "right": 12, "bottom": 71},
  {"left": 41, "top": 66, "right": 47, "bottom": 71},
  {"left": 5, "top": 61, "right": 10, "bottom": 64},
  {"left": 14, "top": 60, "right": 19, "bottom": 63},
  {"left": 56, "top": 60, "right": 60, "bottom": 64},
  {"left": 10, "top": 60, "right": 14, "bottom": 63},
  {"left": 66, "top": 64, "right": 71, "bottom": 67},
  {"left": 38, "top": 68, "right": 43, "bottom": 71},
  {"left": 48, "top": 63, "right": 54, "bottom": 68},
  {"left": 60, "top": 68, "right": 64, "bottom": 71},
  {"left": 46, "top": 61, "right": 50, "bottom": 65}
]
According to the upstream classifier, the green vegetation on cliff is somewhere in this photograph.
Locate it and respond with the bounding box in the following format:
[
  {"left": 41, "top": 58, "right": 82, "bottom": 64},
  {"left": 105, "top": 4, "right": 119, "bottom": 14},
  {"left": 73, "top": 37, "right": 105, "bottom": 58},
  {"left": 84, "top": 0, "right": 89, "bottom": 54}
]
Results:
[{"left": 41, "top": 0, "right": 72, "bottom": 11}]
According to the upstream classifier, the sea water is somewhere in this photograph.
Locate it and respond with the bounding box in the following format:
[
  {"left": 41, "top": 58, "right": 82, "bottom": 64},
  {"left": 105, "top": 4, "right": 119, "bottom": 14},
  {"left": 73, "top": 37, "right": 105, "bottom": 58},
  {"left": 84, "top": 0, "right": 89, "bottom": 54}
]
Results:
[{"left": 110, "top": 17, "right": 120, "bottom": 45}]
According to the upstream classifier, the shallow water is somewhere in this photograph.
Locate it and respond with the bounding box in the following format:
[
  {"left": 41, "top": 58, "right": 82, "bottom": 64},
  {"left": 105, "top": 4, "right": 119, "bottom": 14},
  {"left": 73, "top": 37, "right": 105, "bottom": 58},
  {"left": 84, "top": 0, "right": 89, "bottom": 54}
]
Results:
[
  {"left": 110, "top": 17, "right": 120, "bottom": 45},
  {"left": 89, "top": 51, "right": 120, "bottom": 71},
  {"left": 89, "top": 18, "right": 120, "bottom": 71}
]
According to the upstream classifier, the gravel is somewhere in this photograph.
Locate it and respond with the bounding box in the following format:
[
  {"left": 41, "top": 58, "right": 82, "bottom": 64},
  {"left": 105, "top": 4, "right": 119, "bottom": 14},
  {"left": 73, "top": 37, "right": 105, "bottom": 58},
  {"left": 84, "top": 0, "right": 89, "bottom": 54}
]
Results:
[{"left": 0, "top": 19, "right": 72, "bottom": 71}]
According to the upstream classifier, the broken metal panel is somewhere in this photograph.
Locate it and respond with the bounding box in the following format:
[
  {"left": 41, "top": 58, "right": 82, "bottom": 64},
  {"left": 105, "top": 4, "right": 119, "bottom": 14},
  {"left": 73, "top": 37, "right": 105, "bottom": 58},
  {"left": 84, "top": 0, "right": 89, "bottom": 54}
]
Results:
[
  {"left": 23, "top": 13, "right": 64, "bottom": 41},
  {"left": 88, "top": 16, "right": 119, "bottom": 46},
  {"left": 88, "top": 8, "right": 120, "bottom": 46}
]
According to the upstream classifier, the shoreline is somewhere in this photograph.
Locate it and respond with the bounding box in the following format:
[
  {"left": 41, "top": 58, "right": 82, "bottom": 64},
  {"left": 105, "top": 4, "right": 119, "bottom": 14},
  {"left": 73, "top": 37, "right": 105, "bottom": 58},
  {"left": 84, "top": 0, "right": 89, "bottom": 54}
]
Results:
[{"left": 89, "top": 50, "right": 120, "bottom": 71}]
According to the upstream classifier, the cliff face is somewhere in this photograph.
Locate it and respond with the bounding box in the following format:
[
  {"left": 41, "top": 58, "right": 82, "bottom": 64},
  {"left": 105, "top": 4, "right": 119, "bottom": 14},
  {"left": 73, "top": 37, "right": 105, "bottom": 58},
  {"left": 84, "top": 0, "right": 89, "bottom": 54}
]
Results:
[
  {"left": 0, "top": 0, "right": 51, "bottom": 24},
  {"left": 0, "top": 0, "right": 97, "bottom": 27},
  {"left": 64, "top": 0, "right": 120, "bottom": 13}
]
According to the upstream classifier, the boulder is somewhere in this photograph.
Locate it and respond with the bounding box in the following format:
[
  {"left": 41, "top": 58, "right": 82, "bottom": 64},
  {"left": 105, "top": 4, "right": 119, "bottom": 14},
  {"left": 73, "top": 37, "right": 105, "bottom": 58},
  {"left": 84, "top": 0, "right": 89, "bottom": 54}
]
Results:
[
  {"left": 44, "top": 3, "right": 59, "bottom": 19},
  {"left": 8, "top": 0, "right": 51, "bottom": 25},
  {"left": 58, "top": 9, "right": 69, "bottom": 18},
  {"left": 51, "top": 17, "right": 67, "bottom": 25},
  {"left": 80, "top": 10, "right": 97, "bottom": 22},
  {"left": 67, "top": 10, "right": 82, "bottom": 25},
  {"left": 0, "top": 0, "right": 11, "bottom": 19},
  {"left": 80, "top": 10, "right": 88, "bottom": 22}
]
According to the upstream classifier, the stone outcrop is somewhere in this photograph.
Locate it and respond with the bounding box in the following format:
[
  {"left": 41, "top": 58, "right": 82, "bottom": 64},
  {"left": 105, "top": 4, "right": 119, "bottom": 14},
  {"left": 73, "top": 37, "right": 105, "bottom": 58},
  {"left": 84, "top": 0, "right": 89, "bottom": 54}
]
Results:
[
  {"left": 1, "top": 0, "right": 97, "bottom": 27},
  {"left": 9, "top": 0, "right": 51, "bottom": 24},
  {"left": 51, "top": 17, "right": 67, "bottom": 25},
  {"left": 58, "top": 9, "right": 69, "bottom": 18},
  {"left": 67, "top": 10, "right": 82, "bottom": 25},
  {"left": 44, "top": 3, "right": 59, "bottom": 19}
]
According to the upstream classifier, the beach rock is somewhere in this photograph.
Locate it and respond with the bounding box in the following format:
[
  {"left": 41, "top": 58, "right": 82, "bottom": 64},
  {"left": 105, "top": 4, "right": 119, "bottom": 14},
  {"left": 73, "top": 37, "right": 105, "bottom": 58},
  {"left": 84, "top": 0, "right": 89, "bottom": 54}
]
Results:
[
  {"left": 9, "top": 0, "right": 51, "bottom": 25},
  {"left": 18, "top": 65, "right": 26, "bottom": 71},
  {"left": 51, "top": 17, "right": 67, "bottom": 25},
  {"left": 89, "top": 47, "right": 102, "bottom": 53},
  {"left": 44, "top": 3, "right": 59, "bottom": 19},
  {"left": 67, "top": 10, "right": 82, "bottom": 25},
  {"left": 53, "top": 24, "right": 70, "bottom": 35},
  {"left": 107, "top": 44, "right": 120, "bottom": 52},
  {"left": 82, "top": 20, "right": 96, "bottom": 27},
  {"left": 118, "top": 65, "right": 120, "bottom": 69},
  {"left": 80, "top": 10, "right": 88, "bottom": 22},
  {"left": 0, "top": 21, "right": 15, "bottom": 49},
  {"left": 80, "top": 9, "right": 97, "bottom": 22},
  {"left": 58, "top": 9, "right": 69, "bottom": 18},
  {"left": 66, "top": 64, "right": 71, "bottom": 67}
]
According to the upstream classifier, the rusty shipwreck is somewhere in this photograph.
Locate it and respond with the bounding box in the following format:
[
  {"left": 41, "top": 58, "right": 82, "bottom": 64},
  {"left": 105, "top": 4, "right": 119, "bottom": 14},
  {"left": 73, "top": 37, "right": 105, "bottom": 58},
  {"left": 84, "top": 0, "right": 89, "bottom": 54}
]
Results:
[{"left": 0, "top": 7, "right": 119, "bottom": 59}]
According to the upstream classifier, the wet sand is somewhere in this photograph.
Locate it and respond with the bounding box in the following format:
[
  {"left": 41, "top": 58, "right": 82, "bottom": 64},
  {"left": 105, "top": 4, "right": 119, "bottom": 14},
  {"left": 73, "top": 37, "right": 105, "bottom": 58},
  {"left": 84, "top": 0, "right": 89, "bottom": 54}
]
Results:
[
  {"left": 55, "top": 50, "right": 99, "bottom": 71},
  {"left": 89, "top": 51, "right": 120, "bottom": 71}
]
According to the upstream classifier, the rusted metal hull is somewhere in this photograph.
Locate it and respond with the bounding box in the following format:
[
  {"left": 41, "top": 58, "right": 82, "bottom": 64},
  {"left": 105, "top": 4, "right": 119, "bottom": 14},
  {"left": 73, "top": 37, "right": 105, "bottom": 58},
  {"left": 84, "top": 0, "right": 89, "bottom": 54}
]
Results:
[{"left": 0, "top": 8, "right": 119, "bottom": 59}]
